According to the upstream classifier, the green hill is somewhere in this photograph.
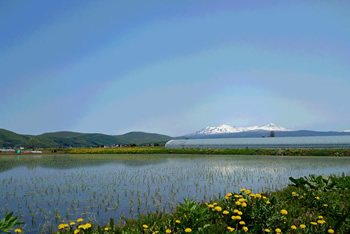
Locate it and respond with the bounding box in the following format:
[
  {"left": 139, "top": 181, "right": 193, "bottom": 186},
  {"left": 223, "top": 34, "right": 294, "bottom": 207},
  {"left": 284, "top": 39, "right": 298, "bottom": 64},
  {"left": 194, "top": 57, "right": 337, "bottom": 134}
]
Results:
[
  {"left": 40, "top": 131, "right": 85, "bottom": 138},
  {"left": 120, "top": 131, "right": 172, "bottom": 145},
  {"left": 0, "top": 129, "right": 172, "bottom": 148},
  {"left": 0, "top": 129, "right": 59, "bottom": 148},
  {"left": 0, "top": 129, "right": 30, "bottom": 147}
]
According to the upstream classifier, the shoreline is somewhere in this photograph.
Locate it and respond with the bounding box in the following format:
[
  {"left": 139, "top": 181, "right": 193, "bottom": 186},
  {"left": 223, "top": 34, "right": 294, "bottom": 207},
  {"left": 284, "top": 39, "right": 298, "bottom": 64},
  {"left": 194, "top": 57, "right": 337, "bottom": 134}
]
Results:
[{"left": 2, "top": 147, "right": 350, "bottom": 157}]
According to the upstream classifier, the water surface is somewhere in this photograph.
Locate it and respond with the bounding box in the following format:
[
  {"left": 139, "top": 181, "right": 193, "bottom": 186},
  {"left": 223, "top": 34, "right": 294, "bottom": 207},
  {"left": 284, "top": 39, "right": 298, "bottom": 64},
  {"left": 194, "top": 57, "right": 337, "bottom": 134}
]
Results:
[{"left": 0, "top": 154, "right": 349, "bottom": 233}]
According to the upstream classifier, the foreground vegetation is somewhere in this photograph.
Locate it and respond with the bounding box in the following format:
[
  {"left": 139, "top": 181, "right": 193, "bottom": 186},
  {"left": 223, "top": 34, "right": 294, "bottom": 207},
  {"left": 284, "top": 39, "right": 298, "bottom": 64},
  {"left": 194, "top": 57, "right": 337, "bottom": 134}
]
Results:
[
  {"left": 55, "top": 174, "right": 350, "bottom": 233},
  {"left": 5, "top": 174, "right": 348, "bottom": 233},
  {"left": 54, "top": 146, "right": 350, "bottom": 157}
]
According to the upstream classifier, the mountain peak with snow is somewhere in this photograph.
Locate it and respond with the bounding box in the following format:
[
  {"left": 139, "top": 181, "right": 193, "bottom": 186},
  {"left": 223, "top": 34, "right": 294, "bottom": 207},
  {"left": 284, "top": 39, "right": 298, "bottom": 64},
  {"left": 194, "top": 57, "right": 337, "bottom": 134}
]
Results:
[
  {"left": 195, "top": 124, "right": 242, "bottom": 135},
  {"left": 192, "top": 123, "right": 291, "bottom": 136}
]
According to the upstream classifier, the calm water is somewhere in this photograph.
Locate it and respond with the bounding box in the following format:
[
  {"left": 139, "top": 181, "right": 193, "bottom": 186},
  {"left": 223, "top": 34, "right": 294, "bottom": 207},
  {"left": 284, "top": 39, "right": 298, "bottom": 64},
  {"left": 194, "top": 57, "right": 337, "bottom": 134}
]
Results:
[{"left": 1, "top": 154, "right": 350, "bottom": 233}]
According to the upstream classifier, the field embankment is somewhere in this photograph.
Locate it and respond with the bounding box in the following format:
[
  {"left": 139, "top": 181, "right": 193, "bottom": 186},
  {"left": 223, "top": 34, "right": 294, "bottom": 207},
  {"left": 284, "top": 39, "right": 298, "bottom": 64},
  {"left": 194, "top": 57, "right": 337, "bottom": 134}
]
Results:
[{"left": 50, "top": 147, "right": 350, "bottom": 156}]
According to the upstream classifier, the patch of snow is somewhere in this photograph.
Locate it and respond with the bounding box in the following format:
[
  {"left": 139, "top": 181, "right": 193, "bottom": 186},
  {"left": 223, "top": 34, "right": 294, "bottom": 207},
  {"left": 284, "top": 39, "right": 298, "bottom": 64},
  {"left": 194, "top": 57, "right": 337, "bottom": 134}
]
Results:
[{"left": 193, "top": 123, "right": 291, "bottom": 135}]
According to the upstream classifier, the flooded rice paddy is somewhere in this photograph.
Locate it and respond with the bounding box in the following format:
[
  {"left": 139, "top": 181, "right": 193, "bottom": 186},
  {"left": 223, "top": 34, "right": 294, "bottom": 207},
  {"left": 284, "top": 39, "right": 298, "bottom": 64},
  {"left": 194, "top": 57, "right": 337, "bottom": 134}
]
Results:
[{"left": 1, "top": 154, "right": 350, "bottom": 233}]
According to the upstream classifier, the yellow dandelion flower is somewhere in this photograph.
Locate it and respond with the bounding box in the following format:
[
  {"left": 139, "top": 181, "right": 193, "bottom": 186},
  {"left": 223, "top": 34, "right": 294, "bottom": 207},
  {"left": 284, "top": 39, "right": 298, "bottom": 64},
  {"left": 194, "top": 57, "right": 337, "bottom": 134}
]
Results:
[
  {"left": 300, "top": 224, "right": 306, "bottom": 229},
  {"left": 291, "top": 225, "right": 297, "bottom": 229},
  {"left": 70, "top": 222, "right": 76, "bottom": 226},
  {"left": 227, "top": 226, "right": 235, "bottom": 232},
  {"left": 281, "top": 209, "right": 288, "bottom": 215},
  {"left": 243, "top": 226, "right": 248, "bottom": 232},
  {"left": 74, "top": 230, "right": 80, "bottom": 234},
  {"left": 236, "top": 215, "right": 242, "bottom": 220},
  {"left": 239, "top": 198, "right": 247, "bottom": 202},
  {"left": 233, "top": 209, "right": 239, "bottom": 213},
  {"left": 240, "top": 188, "right": 246, "bottom": 192},
  {"left": 239, "top": 221, "right": 245, "bottom": 225},
  {"left": 225, "top": 196, "right": 229, "bottom": 199},
  {"left": 323, "top": 204, "right": 328, "bottom": 207},
  {"left": 234, "top": 195, "right": 240, "bottom": 198},
  {"left": 238, "top": 211, "right": 243, "bottom": 215},
  {"left": 213, "top": 203, "right": 217, "bottom": 205},
  {"left": 241, "top": 202, "right": 247, "bottom": 207},
  {"left": 223, "top": 210, "right": 229, "bottom": 215},
  {"left": 264, "top": 228, "right": 270, "bottom": 232},
  {"left": 80, "top": 225, "right": 88, "bottom": 230},
  {"left": 14, "top": 229, "right": 22, "bottom": 233},
  {"left": 318, "top": 220, "right": 326, "bottom": 224},
  {"left": 235, "top": 201, "right": 241, "bottom": 206},
  {"left": 208, "top": 204, "right": 214, "bottom": 208},
  {"left": 310, "top": 222, "right": 317, "bottom": 226},
  {"left": 245, "top": 190, "right": 251, "bottom": 195},
  {"left": 176, "top": 220, "right": 181, "bottom": 223},
  {"left": 250, "top": 194, "right": 256, "bottom": 198},
  {"left": 227, "top": 193, "right": 233, "bottom": 197},
  {"left": 214, "top": 206, "right": 222, "bottom": 212},
  {"left": 328, "top": 229, "right": 334, "bottom": 233},
  {"left": 58, "top": 224, "right": 67, "bottom": 230},
  {"left": 85, "top": 223, "right": 91, "bottom": 229},
  {"left": 105, "top": 227, "right": 109, "bottom": 231},
  {"left": 318, "top": 216, "right": 323, "bottom": 219},
  {"left": 256, "top": 194, "right": 262, "bottom": 199},
  {"left": 143, "top": 224, "right": 149, "bottom": 229},
  {"left": 153, "top": 232, "right": 159, "bottom": 234},
  {"left": 275, "top": 228, "right": 281, "bottom": 233},
  {"left": 263, "top": 196, "right": 267, "bottom": 199},
  {"left": 266, "top": 201, "right": 271, "bottom": 204},
  {"left": 315, "top": 197, "right": 320, "bottom": 200},
  {"left": 77, "top": 218, "right": 83, "bottom": 223},
  {"left": 185, "top": 228, "right": 192, "bottom": 232},
  {"left": 166, "top": 229, "right": 171, "bottom": 233}
]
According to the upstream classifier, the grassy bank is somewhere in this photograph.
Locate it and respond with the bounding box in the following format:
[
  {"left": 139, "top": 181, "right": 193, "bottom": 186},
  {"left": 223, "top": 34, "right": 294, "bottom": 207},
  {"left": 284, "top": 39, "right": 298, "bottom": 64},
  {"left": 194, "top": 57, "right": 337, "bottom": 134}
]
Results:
[
  {"left": 38, "top": 174, "right": 349, "bottom": 233},
  {"left": 48, "top": 147, "right": 350, "bottom": 156}
]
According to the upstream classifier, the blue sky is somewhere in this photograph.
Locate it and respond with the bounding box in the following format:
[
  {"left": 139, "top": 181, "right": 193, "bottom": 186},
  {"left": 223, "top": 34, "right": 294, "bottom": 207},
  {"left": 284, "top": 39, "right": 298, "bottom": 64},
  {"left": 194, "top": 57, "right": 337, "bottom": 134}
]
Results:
[{"left": 1, "top": 0, "right": 349, "bottom": 136}]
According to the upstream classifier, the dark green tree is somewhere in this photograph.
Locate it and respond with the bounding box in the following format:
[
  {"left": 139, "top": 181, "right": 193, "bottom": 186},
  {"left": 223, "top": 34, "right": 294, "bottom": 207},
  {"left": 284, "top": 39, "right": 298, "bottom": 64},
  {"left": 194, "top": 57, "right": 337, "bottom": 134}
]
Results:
[{"left": 270, "top": 131, "right": 275, "bottom": 137}]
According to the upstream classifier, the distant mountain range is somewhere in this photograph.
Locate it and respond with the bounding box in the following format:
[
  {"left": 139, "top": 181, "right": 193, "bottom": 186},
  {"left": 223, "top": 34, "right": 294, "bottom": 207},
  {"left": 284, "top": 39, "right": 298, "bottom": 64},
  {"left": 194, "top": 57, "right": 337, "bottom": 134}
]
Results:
[
  {"left": 2, "top": 123, "right": 350, "bottom": 148},
  {"left": 0, "top": 129, "right": 172, "bottom": 148},
  {"left": 185, "top": 123, "right": 350, "bottom": 139}
]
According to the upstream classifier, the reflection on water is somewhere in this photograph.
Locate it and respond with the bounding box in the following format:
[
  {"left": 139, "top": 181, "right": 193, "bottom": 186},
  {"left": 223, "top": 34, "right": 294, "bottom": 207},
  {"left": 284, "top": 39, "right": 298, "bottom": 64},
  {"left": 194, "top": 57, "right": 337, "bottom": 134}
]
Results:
[{"left": 0, "top": 154, "right": 349, "bottom": 233}]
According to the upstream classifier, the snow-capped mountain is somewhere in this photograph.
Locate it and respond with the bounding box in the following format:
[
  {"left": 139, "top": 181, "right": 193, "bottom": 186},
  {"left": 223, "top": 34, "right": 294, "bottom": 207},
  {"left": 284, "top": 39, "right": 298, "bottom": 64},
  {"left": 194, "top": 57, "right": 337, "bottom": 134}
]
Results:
[
  {"left": 195, "top": 124, "right": 242, "bottom": 135},
  {"left": 242, "top": 123, "right": 291, "bottom": 132},
  {"left": 193, "top": 123, "right": 291, "bottom": 136}
]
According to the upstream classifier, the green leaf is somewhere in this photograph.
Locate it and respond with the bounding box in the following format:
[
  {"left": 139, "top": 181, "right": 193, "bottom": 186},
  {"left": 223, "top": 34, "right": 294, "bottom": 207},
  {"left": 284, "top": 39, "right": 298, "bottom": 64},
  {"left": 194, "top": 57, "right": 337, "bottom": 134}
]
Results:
[{"left": 5, "top": 212, "right": 13, "bottom": 221}]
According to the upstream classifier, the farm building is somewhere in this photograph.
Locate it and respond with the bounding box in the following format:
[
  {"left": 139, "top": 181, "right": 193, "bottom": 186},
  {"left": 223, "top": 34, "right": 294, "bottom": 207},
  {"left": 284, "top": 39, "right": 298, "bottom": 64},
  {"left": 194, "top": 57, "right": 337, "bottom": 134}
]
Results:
[{"left": 165, "top": 135, "right": 350, "bottom": 149}]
